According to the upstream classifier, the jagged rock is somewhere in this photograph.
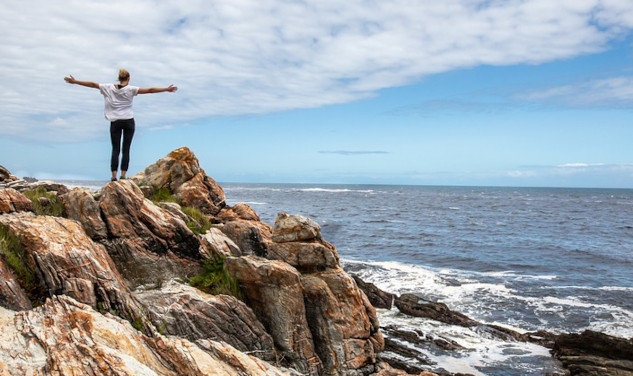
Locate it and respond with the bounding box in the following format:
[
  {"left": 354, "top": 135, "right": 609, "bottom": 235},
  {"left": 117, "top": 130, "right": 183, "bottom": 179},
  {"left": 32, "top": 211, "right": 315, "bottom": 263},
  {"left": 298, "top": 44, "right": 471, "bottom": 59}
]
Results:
[
  {"left": 199, "top": 227, "right": 242, "bottom": 259},
  {"left": 352, "top": 274, "right": 395, "bottom": 310},
  {"left": 62, "top": 187, "right": 108, "bottom": 240},
  {"left": 225, "top": 255, "right": 323, "bottom": 376},
  {"left": 219, "top": 220, "right": 269, "bottom": 257},
  {"left": 268, "top": 241, "right": 339, "bottom": 273},
  {"left": 395, "top": 294, "right": 478, "bottom": 327},
  {"left": 0, "top": 295, "right": 292, "bottom": 376},
  {"left": 302, "top": 268, "right": 384, "bottom": 375},
  {"left": 0, "top": 165, "right": 18, "bottom": 183},
  {"left": 159, "top": 201, "right": 190, "bottom": 222},
  {"left": 552, "top": 330, "right": 633, "bottom": 376},
  {"left": 131, "top": 147, "right": 226, "bottom": 215},
  {"left": 99, "top": 180, "right": 202, "bottom": 287},
  {"left": 0, "top": 212, "right": 144, "bottom": 323},
  {"left": 135, "top": 279, "right": 275, "bottom": 361},
  {"left": 272, "top": 212, "right": 322, "bottom": 243},
  {"left": 0, "top": 188, "right": 34, "bottom": 214},
  {"left": 0, "top": 258, "right": 32, "bottom": 311}
]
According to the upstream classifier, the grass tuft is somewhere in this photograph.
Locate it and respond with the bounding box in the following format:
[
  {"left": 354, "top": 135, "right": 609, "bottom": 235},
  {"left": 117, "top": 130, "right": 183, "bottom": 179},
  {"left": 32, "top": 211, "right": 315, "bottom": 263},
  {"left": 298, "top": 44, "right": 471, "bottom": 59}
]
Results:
[
  {"left": 182, "top": 206, "right": 212, "bottom": 235},
  {"left": 149, "top": 186, "right": 180, "bottom": 204},
  {"left": 23, "top": 187, "right": 66, "bottom": 217},
  {"left": 189, "top": 257, "right": 242, "bottom": 299}
]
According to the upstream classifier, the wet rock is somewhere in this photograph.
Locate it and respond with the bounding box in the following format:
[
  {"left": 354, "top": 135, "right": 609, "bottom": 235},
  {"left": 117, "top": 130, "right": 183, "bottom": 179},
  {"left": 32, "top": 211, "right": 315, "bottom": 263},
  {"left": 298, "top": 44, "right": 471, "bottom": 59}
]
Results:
[
  {"left": 395, "top": 293, "right": 478, "bottom": 327},
  {"left": 352, "top": 274, "right": 395, "bottom": 309},
  {"left": 135, "top": 279, "right": 275, "bottom": 361},
  {"left": 0, "top": 212, "right": 144, "bottom": 323},
  {"left": 552, "top": 330, "right": 633, "bottom": 376},
  {"left": 131, "top": 146, "right": 226, "bottom": 215},
  {"left": 62, "top": 187, "right": 108, "bottom": 240},
  {"left": 99, "top": 180, "right": 202, "bottom": 287},
  {"left": 225, "top": 255, "right": 323, "bottom": 376},
  {"left": 0, "top": 188, "right": 34, "bottom": 214},
  {"left": 0, "top": 295, "right": 292, "bottom": 376}
]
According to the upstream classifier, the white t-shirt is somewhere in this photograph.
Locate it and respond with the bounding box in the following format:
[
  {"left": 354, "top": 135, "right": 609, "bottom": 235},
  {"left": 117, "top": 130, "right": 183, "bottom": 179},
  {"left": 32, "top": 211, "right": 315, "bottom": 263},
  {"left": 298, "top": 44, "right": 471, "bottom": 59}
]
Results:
[{"left": 99, "top": 83, "right": 140, "bottom": 121}]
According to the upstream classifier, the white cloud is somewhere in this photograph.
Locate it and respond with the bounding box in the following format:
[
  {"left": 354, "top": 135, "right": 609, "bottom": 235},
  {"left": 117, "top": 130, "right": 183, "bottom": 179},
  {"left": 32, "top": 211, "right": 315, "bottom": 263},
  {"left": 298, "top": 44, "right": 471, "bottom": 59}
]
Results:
[
  {"left": 1, "top": 0, "right": 633, "bottom": 142},
  {"left": 519, "top": 76, "right": 633, "bottom": 107}
]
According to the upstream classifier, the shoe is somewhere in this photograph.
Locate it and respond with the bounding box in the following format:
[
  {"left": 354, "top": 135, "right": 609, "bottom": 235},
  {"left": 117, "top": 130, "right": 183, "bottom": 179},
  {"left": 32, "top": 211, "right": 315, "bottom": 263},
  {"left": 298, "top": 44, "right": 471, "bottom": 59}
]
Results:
[
  {"left": 111, "top": 177, "right": 117, "bottom": 181},
  {"left": 119, "top": 176, "right": 126, "bottom": 180}
]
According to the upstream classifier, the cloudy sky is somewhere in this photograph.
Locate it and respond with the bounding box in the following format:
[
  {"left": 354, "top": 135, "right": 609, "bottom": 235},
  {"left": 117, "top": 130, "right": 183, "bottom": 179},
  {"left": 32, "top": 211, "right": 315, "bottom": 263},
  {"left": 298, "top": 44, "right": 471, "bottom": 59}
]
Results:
[{"left": 1, "top": 0, "right": 633, "bottom": 187}]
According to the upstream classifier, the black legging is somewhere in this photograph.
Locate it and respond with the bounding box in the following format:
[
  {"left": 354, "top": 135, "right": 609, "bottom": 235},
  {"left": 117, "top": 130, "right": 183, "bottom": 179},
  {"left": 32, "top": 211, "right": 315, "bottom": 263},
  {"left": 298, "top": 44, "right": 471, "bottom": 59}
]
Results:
[{"left": 110, "top": 118, "right": 135, "bottom": 172}]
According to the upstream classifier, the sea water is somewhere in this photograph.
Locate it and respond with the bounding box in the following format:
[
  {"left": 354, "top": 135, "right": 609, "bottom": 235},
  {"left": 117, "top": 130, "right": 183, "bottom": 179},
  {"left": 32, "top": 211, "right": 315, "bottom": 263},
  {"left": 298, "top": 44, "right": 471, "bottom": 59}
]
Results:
[
  {"left": 65, "top": 180, "right": 633, "bottom": 375},
  {"left": 221, "top": 183, "right": 633, "bottom": 375}
]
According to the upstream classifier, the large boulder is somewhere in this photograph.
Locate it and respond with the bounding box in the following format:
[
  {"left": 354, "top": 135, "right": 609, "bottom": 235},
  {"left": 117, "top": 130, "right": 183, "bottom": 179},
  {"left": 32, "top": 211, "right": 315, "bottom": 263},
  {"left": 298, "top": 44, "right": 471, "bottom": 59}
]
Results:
[
  {"left": 132, "top": 147, "right": 226, "bottom": 215},
  {"left": 135, "top": 279, "right": 275, "bottom": 361},
  {"left": 0, "top": 295, "right": 292, "bottom": 376},
  {"left": 0, "top": 188, "right": 33, "bottom": 214},
  {"left": 272, "top": 212, "right": 322, "bottom": 243},
  {"left": 0, "top": 212, "right": 144, "bottom": 324},
  {"left": 302, "top": 269, "right": 384, "bottom": 375},
  {"left": 98, "top": 180, "right": 202, "bottom": 287},
  {"left": 199, "top": 227, "right": 242, "bottom": 260},
  {"left": 225, "top": 255, "right": 323, "bottom": 376}
]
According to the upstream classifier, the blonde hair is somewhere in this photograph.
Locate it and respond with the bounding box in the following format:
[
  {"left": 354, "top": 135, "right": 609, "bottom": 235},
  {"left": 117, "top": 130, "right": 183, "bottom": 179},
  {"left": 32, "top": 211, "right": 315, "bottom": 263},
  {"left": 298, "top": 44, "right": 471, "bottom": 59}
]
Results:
[{"left": 118, "top": 68, "right": 130, "bottom": 82}]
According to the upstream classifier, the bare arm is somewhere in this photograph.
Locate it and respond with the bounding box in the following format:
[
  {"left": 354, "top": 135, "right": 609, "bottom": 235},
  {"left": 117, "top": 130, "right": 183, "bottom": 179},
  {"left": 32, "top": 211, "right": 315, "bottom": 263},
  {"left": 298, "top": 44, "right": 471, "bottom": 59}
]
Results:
[
  {"left": 138, "top": 85, "right": 178, "bottom": 94},
  {"left": 64, "top": 75, "right": 99, "bottom": 89}
]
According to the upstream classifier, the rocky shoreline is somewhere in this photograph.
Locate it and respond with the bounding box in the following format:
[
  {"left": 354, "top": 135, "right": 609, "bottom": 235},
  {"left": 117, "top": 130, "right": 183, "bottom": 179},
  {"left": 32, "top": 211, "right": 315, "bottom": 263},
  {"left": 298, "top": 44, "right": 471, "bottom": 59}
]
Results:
[{"left": 1, "top": 149, "right": 632, "bottom": 376}]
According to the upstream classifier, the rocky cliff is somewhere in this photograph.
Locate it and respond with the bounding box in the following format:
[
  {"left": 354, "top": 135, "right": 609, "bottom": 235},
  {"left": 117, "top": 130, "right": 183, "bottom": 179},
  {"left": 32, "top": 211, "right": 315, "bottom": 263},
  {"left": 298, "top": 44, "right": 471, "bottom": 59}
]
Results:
[{"left": 0, "top": 152, "right": 414, "bottom": 376}]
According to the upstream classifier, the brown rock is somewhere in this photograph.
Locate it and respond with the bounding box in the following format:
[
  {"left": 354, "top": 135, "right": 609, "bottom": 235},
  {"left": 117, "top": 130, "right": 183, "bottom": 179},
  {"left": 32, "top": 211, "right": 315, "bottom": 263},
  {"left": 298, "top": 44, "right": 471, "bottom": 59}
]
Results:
[
  {"left": 225, "top": 255, "right": 323, "bottom": 376},
  {"left": 0, "top": 165, "right": 18, "bottom": 183},
  {"left": 0, "top": 212, "right": 144, "bottom": 323},
  {"left": 199, "top": 227, "right": 242, "bottom": 260},
  {"left": 272, "top": 212, "right": 322, "bottom": 243},
  {"left": 395, "top": 293, "right": 478, "bottom": 327},
  {"left": 135, "top": 279, "right": 275, "bottom": 361},
  {"left": 0, "top": 295, "right": 292, "bottom": 376},
  {"left": 62, "top": 187, "right": 108, "bottom": 240},
  {"left": 302, "top": 268, "right": 383, "bottom": 374},
  {"left": 268, "top": 240, "right": 339, "bottom": 272},
  {"left": 132, "top": 147, "right": 226, "bottom": 215},
  {"left": 0, "top": 188, "right": 34, "bottom": 214},
  {"left": 0, "top": 258, "right": 32, "bottom": 311},
  {"left": 99, "top": 180, "right": 202, "bottom": 287},
  {"left": 552, "top": 330, "right": 633, "bottom": 376},
  {"left": 219, "top": 220, "right": 269, "bottom": 257}
]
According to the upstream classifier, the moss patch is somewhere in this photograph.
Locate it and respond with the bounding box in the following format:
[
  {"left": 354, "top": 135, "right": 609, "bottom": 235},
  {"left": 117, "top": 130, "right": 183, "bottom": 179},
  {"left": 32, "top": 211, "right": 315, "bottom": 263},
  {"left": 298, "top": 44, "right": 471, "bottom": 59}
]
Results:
[
  {"left": 23, "top": 187, "right": 66, "bottom": 217},
  {"left": 189, "top": 257, "right": 242, "bottom": 299}
]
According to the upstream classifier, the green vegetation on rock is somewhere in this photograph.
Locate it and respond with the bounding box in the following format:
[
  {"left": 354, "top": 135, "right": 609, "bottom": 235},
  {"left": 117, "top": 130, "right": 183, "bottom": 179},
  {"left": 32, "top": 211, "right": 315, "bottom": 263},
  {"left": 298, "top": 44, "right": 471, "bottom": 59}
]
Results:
[
  {"left": 182, "top": 206, "right": 212, "bottom": 235},
  {"left": 189, "top": 257, "right": 242, "bottom": 299},
  {"left": 23, "top": 187, "right": 66, "bottom": 217},
  {"left": 0, "top": 224, "right": 44, "bottom": 304},
  {"left": 149, "top": 186, "right": 180, "bottom": 204}
]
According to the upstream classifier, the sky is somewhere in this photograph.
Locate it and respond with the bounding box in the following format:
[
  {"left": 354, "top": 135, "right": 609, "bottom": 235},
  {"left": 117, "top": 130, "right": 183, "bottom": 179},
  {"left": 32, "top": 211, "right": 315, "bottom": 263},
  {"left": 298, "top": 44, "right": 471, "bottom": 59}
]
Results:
[{"left": 1, "top": 0, "right": 633, "bottom": 188}]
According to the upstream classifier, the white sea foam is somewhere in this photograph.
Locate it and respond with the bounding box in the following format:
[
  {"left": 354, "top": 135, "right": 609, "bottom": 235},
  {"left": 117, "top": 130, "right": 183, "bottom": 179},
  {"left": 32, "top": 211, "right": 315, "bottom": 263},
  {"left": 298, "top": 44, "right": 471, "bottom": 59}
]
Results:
[{"left": 296, "top": 187, "right": 375, "bottom": 193}]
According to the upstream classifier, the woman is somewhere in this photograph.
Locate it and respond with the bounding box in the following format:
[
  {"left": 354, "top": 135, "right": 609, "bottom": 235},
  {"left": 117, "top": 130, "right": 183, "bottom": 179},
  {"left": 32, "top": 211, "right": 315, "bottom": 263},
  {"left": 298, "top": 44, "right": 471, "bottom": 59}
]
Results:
[{"left": 64, "top": 69, "right": 178, "bottom": 181}]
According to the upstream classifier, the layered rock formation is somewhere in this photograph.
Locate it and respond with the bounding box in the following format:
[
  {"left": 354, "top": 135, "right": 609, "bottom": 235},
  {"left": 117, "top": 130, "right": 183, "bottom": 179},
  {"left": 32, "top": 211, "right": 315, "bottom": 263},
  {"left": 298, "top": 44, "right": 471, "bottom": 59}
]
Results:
[{"left": 0, "top": 150, "right": 415, "bottom": 376}]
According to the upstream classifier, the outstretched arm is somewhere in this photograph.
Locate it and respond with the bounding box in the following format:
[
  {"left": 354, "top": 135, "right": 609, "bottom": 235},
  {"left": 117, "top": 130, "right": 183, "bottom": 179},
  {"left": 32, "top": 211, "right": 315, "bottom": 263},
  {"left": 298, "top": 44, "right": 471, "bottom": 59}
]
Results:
[
  {"left": 138, "top": 85, "right": 178, "bottom": 94},
  {"left": 64, "top": 75, "right": 99, "bottom": 89}
]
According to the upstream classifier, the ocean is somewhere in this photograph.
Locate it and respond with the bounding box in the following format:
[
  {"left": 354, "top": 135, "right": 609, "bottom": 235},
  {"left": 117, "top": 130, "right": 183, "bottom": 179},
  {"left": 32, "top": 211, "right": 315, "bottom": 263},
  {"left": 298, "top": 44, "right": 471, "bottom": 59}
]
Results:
[
  {"left": 220, "top": 183, "right": 633, "bottom": 376},
  {"left": 65, "top": 180, "right": 633, "bottom": 375}
]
